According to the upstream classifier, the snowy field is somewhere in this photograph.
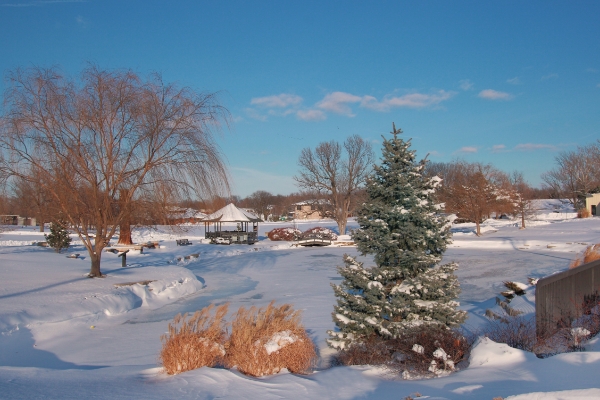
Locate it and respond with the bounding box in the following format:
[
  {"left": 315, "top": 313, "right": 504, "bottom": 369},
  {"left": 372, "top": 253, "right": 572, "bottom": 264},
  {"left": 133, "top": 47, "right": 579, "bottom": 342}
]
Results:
[{"left": 1, "top": 200, "right": 600, "bottom": 399}]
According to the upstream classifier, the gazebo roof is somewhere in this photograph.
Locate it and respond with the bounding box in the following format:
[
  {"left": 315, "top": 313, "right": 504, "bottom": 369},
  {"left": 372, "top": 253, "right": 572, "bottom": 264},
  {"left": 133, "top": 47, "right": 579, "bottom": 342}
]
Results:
[{"left": 202, "top": 203, "right": 263, "bottom": 223}]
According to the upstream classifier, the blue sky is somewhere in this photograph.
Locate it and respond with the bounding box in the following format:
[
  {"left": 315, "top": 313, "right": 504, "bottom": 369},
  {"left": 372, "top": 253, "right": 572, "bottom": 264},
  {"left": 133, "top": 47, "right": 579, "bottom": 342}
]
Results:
[{"left": 2, "top": 1, "right": 599, "bottom": 197}]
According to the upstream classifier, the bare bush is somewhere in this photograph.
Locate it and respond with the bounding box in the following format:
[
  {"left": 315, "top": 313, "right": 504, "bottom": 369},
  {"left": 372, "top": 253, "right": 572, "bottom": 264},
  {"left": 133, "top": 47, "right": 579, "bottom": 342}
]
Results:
[
  {"left": 577, "top": 208, "right": 592, "bottom": 218},
  {"left": 334, "top": 326, "right": 472, "bottom": 378},
  {"left": 224, "top": 301, "right": 317, "bottom": 376},
  {"left": 332, "top": 335, "right": 391, "bottom": 366},
  {"left": 388, "top": 326, "right": 473, "bottom": 377},
  {"left": 160, "top": 304, "right": 229, "bottom": 375},
  {"left": 483, "top": 314, "right": 537, "bottom": 352},
  {"left": 303, "top": 226, "right": 338, "bottom": 240},
  {"left": 267, "top": 227, "right": 302, "bottom": 241}
]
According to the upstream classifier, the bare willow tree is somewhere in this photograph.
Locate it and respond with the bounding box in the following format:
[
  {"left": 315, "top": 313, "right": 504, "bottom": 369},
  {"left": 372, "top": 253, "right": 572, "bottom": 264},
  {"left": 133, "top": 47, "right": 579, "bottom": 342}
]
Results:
[
  {"left": 294, "top": 135, "right": 373, "bottom": 235},
  {"left": 0, "top": 66, "right": 230, "bottom": 277}
]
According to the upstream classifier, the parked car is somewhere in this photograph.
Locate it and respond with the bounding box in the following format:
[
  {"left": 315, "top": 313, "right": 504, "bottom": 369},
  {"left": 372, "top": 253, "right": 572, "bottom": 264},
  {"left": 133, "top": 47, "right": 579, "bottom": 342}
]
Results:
[{"left": 211, "top": 237, "right": 232, "bottom": 245}]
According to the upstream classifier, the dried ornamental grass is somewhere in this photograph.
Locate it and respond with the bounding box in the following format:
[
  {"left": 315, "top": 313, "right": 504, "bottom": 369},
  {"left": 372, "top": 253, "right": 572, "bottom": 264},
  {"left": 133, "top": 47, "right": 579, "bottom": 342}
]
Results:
[
  {"left": 569, "top": 244, "right": 600, "bottom": 269},
  {"left": 224, "top": 301, "right": 317, "bottom": 376},
  {"left": 577, "top": 208, "right": 591, "bottom": 218},
  {"left": 160, "top": 303, "right": 229, "bottom": 375}
]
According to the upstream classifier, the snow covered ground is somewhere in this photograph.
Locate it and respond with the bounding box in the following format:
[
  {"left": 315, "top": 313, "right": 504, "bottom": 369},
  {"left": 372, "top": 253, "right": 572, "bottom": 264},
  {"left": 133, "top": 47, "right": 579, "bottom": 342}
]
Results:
[{"left": 1, "top": 200, "right": 600, "bottom": 399}]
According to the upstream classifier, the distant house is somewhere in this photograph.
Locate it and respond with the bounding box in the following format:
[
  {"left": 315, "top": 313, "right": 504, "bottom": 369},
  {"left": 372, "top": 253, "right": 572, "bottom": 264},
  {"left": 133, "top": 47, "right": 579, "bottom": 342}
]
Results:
[
  {"left": 166, "top": 208, "right": 207, "bottom": 224},
  {"left": 585, "top": 193, "right": 600, "bottom": 216},
  {"left": 289, "top": 200, "right": 328, "bottom": 220},
  {"left": 0, "top": 215, "right": 37, "bottom": 226}
]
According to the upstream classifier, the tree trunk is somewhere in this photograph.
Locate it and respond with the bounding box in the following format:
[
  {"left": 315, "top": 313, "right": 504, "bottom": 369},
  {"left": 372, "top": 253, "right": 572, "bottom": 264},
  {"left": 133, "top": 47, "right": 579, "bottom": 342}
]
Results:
[
  {"left": 89, "top": 254, "right": 103, "bottom": 277},
  {"left": 475, "top": 221, "right": 481, "bottom": 236},
  {"left": 337, "top": 219, "right": 347, "bottom": 236},
  {"left": 521, "top": 212, "right": 526, "bottom": 229},
  {"left": 118, "top": 223, "right": 133, "bottom": 245},
  {"left": 117, "top": 188, "right": 133, "bottom": 245}
]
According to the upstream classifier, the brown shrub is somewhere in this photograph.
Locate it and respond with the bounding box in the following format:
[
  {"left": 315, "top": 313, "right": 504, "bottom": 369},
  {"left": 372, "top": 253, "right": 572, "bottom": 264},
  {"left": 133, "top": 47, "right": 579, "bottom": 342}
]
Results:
[
  {"left": 569, "top": 244, "right": 600, "bottom": 269},
  {"left": 160, "top": 303, "right": 229, "bottom": 375},
  {"left": 333, "top": 335, "right": 391, "bottom": 366},
  {"left": 302, "top": 226, "right": 338, "bottom": 240},
  {"left": 577, "top": 208, "right": 591, "bottom": 218},
  {"left": 267, "top": 227, "right": 302, "bottom": 241},
  {"left": 334, "top": 326, "right": 473, "bottom": 378},
  {"left": 224, "top": 301, "right": 317, "bottom": 376},
  {"left": 388, "top": 326, "right": 473, "bottom": 376}
]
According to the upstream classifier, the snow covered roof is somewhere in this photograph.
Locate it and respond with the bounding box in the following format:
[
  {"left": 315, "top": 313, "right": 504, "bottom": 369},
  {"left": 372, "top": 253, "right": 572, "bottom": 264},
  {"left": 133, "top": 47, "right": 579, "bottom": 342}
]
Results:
[{"left": 202, "top": 203, "right": 263, "bottom": 223}]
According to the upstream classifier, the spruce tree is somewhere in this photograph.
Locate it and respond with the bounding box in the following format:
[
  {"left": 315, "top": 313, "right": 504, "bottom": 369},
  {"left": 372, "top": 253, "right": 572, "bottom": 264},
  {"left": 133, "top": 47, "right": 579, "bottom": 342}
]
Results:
[
  {"left": 328, "top": 124, "right": 466, "bottom": 350},
  {"left": 45, "top": 221, "right": 72, "bottom": 253}
]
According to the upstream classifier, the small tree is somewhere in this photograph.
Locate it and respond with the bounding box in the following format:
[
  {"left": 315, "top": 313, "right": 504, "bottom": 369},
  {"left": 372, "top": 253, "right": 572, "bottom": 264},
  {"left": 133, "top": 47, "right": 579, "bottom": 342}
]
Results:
[
  {"left": 45, "top": 221, "right": 72, "bottom": 253},
  {"left": 328, "top": 124, "right": 466, "bottom": 350}
]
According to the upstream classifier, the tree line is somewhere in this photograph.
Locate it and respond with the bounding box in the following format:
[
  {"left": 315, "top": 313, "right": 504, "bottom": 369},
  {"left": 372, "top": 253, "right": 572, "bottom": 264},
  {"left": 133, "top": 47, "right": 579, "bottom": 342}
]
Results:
[{"left": 2, "top": 65, "right": 598, "bottom": 275}]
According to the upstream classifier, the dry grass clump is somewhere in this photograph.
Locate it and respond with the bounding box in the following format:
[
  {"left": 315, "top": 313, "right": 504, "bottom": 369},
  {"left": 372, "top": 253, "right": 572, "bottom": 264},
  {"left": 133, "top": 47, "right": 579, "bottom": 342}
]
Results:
[
  {"left": 224, "top": 301, "right": 317, "bottom": 376},
  {"left": 569, "top": 243, "right": 600, "bottom": 269},
  {"left": 577, "top": 208, "right": 591, "bottom": 218},
  {"left": 267, "top": 227, "right": 302, "bottom": 241},
  {"left": 160, "top": 304, "right": 229, "bottom": 375}
]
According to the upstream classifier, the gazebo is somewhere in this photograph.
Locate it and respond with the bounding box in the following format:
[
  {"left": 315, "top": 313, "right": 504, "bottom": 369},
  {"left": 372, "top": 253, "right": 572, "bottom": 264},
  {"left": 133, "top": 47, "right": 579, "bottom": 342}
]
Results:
[{"left": 202, "top": 203, "right": 262, "bottom": 244}]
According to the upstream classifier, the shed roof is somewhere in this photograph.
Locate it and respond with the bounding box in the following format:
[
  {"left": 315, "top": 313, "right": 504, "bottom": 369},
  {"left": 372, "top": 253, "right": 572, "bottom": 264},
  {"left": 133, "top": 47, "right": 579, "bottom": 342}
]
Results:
[{"left": 202, "top": 203, "right": 262, "bottom": 223}]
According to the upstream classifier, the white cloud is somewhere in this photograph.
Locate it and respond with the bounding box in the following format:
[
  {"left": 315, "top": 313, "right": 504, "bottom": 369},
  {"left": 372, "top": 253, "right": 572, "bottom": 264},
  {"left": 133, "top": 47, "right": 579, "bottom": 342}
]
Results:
[
  {"left": 244, "top": 108, "right": 267, "bottom": 121},
  {"left": 492, "top": 144, "right": 506, "bottom": 153},
  {"left": 478, "top": 89, "right": 513, "bottom": 100},
  {"left": 316, "top": 92, "right": 362, "bottom": 116},
  {"left": 541, "top": 73, "right": 559, "bottom": 81},
  {"left": 459, "top": 79, "right": 474, "bottom": 91},
  {"left": 251, "top": 94, "right": 302, "bottom": 108},
  {"left": 456, "top": 146, "right": 478, "bottom": 154},
  {"left": 514, "top": 143, "right": 557, "bottom": 151},
  {"left": 506, "top": 77, "right": 521, "bottom": 85},
  {"left": 360, "top": 90, "right": 455, "bottom": 111},
  {"left": 296, "top": 109, "right": 326, "bottom": 121}
]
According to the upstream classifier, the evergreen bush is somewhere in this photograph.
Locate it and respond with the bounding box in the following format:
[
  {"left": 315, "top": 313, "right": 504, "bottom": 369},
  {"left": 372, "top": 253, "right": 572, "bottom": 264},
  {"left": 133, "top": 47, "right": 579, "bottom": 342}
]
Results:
[
  {"left": 328, "top": 124, "right": 466, "bottom": 350},
  {"left": 45, "top": 221, "right": 72, "bottom": 253}
]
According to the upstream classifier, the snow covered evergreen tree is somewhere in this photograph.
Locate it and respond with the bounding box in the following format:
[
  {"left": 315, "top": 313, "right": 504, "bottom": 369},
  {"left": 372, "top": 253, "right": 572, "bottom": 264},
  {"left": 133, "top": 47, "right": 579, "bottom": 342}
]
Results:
[
  {"left": 328, "top": 124, "right": 466, "bottom": 350},
  {"left": 45, "top": 221, "right": 72, "bottom": 253}
]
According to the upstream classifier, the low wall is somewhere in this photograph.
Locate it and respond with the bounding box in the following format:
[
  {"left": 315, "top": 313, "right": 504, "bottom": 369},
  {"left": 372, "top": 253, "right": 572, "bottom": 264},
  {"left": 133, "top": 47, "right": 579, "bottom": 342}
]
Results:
[{"left": 536, "top": 258, "right": 600, "bottom": 337}]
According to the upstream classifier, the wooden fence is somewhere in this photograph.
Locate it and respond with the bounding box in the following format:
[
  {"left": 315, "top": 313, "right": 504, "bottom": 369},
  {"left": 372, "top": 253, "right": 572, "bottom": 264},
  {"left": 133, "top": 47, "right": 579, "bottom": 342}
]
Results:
[{"left": 536, "top": 258, "right": 600, "bottom": 337}]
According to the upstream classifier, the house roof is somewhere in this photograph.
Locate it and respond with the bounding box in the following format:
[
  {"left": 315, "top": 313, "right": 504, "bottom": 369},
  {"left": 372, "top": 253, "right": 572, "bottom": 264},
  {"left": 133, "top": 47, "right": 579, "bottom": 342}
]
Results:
[{"left": 202, "top": 203, "right": 263, "bottom": 223}]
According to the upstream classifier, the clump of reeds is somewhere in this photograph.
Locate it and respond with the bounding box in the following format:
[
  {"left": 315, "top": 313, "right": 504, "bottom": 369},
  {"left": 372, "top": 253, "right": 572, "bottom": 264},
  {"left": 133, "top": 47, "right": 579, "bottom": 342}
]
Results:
[
  {"left": 569, "top": 244, "right": 600, "bottom": 269},
  {"left": 159, "top": 303, "right": 229, "bottom": 375},
  {"left": 577, "top": 208, "right": 591, "bottom": 218},
  {"left": 224, "top": 301, "right": 317, "bottom": 377}
]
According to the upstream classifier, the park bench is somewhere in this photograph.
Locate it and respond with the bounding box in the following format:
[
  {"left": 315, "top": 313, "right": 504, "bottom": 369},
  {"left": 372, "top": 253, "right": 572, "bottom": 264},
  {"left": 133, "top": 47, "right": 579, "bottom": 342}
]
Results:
[{"left": 176, "top": 239, "right": 192, "bottom": 246}]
